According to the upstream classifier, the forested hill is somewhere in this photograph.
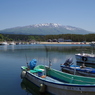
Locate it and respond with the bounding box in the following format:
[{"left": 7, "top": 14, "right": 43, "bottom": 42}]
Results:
[
  {"left": 0, "top": 33, "right": 95, "bottom": 42},
  {"left": 0, "top": 23, "right": 93, "bottom": 35}
]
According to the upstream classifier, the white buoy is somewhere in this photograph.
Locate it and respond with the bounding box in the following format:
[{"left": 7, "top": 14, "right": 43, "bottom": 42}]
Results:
[{"left": 21, "top": 71, "right": 26, "bottom": 79}]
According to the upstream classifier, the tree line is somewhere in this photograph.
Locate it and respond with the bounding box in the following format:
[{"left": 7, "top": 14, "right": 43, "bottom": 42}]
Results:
[{"left": 0, "top": 33, "right": 95, "bottom": 42}]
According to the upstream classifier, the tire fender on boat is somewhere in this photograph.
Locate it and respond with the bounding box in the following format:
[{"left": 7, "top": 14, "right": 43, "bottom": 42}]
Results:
[
  {"left": 39, "top": 83, "right": 47, "bottom": 93},
  {"left": 82, "top": 57, "right": 87, "bottom": 61},
  {"left": 21, "top": 71, "right": 26, "bottom": 79}
]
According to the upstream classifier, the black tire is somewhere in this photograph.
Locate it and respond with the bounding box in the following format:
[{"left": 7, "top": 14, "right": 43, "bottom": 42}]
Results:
[{"left": 82, "top": 57, "right": 87, "bottom": 61}]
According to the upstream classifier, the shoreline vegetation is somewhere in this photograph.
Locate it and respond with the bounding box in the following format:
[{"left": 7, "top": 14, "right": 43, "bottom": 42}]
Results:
[
  {"left": 0, "top": 34, "right": 95, "bottom": 42},
  {"left": 0, "top": 34, "right": 95, "bottom": 45}
]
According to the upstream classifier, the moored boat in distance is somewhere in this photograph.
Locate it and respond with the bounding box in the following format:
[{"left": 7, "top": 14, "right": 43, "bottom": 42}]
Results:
[
  {"left": 89, "top": 41, "right": 95, "bottom": 46},
  {"left": 75, "top": 53, "right": 95, "bottom": 64},
  {"left": 60, "top": 58, "right": 95, "bottom": 77},
  {"left": 21, "top": 59, "right": 95, "bottom": 95},
  {"left": 9, "top": 41, "right": 15, "bottom": 45},
  {"left": 0, "top": 41, "right": 8, "bottom": 45}
]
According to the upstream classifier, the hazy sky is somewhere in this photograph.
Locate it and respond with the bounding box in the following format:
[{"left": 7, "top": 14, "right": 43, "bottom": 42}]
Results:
[{"left": 0, "top": 0, "right": 95, "bottom": 32}]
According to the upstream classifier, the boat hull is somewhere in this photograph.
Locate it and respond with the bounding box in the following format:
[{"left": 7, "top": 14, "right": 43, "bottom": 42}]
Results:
[
  {"left": 89, "top": 42, "right": 95, "bottom": 46},
  {"left": 24, "top": 72, "right": 95, "bottom": 94},
  {"left": 75, "top": 54, "right": 95, "bottom": 64},
  {"left": 21, "top": 67, "right": 95, "bottom": 95},
  {"left": 61, "top": 66, "right": 95, "bottom": 77}
]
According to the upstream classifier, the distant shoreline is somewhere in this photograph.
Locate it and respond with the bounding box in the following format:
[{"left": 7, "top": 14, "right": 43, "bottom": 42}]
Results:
[
  {"left": 0, "top": 41, "right": 90, "bottom": 45},
  {"left": 38, "top": 42, "right": 90, "bottom": 45}
]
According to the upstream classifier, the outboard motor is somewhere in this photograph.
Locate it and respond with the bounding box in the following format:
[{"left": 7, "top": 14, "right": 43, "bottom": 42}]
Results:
[
  {"left": 64, "top": 57, "right": 73, "bottom": 66},
  {"left": 28, "top": 59, "right": 37, "bottom": 69}
]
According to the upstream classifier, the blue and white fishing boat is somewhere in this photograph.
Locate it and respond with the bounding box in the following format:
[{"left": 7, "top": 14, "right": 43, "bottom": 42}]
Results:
[
  {"left": 75, "top": 52, "right": 95, "bottom": 64},
  {"left": 60, "top": 58, "right": 95, "bottom": 77},
  {"left": 21, "top": 59, "right": 95, "bottom": 95},
  {"left": 89, "top": 41, "right": 95, "bottom": 46}
]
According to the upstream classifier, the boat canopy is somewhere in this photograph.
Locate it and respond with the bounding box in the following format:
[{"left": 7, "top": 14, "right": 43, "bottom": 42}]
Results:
[{"left": 28, "top": 59, "right": 37, "bottom": 69}]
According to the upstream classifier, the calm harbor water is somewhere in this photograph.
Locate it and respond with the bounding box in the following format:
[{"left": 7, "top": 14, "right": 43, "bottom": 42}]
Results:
[{"left": 0, "top": 44, "right": 95, "bottom": 95}]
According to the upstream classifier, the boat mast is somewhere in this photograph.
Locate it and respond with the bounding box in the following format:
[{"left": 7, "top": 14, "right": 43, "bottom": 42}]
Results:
[
  {"left": 74, "top": 65, "right": 76, "bottom": 75},
  {"left": 25, "top": 54, "right": 28, "bottom": 67}
]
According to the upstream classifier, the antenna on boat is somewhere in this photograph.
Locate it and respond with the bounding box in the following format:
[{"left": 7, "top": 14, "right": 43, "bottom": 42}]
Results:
[
  {"left": 44, "top": 45, "right": 52, "bottom": 68},
  {"left": 25, "top": 54, "right": 28, "bottom": 67},
  {"left": 91, "top": 46, "right": 94, "bottom": 54},
  {"left": 49, "top": 59, "right": 52, "bottom": 68},
  {"left": 41, "top": 36, "right": 52, "bottom": 68}
]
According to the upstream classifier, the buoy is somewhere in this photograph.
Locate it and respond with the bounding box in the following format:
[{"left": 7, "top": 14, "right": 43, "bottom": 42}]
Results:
[
  {"left": 41, "top": 75, "right": 46, "bottom": 78},
  {"left": 82, "top": 57, "right": 87, "bottom": 61},
  {"left": 39, "top": 83, "right": 47, "bottom": 93},
  {"left": 21, "top": 71, "right": 26, "bottom": 79}
]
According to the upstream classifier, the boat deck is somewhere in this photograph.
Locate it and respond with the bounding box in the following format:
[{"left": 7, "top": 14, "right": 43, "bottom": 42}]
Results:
[
  {"left": 21, "top": 66, "right": 64, "bottom": 84},
  {"left": 28, "top": 71, "right": 64, "bottom": 84},
  {"left": 42, "top": 76, "right": 63, "bottom": 84},
  {"left": 21, "top": 66, "right": 95, "bottom": 86}
]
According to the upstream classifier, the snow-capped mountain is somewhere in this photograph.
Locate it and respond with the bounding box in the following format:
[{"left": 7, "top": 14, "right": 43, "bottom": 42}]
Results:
[
  {"left": 0, "top": 23, "right": 92, "bottom": 35},
  {"left": 24, "top": 23, "right": 87, "bottom": 31},
  {"left": 24, "top": 23, "right": 62, "bottom": 28},
  {"left": 33, "top": 23, "right": 61, "bottom": 27}
]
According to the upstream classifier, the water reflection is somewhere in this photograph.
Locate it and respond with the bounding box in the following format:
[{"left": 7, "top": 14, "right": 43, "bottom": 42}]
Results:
[
  {"left": 0, "top": 44, "right": 95, "bottom": 95},
  {"left": 21, "top": 78, "right": 52, "bottom": 95},
  {"left": 0, "top": 44, "right": 15, "bottom": 51},
  {"left": 0, "top": 44, "right": 94, "bottom": 70},
  {"left": 21, "top": 78, "right": 95, "bottom": 95}
]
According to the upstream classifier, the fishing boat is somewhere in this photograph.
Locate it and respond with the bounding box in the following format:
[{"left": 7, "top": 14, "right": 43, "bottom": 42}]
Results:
[
  {"left": 89, "top": 41, "right": 95, "bottom": 46},
  {"left": 60, "top": 58, "right": 95, "bottom": 77},
  {"left": 0, "top": 41, "right": 8, "bottom": 45},
  {"left": 75, "top": 52, "right": 95, "bottom": 64},
  {"left": 9, "top": 41, "right": 15, "bottom": 45},
  {"left": 21, "top": 59, "right": 95, "bottom": 95}
]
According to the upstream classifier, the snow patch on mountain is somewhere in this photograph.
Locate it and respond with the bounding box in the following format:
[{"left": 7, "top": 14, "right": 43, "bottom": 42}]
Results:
[
  {"left": 33, "top": 23, "right": 62, "bottom": 27},
  {"left": 63, "top": 26, "right": 82, "bottom": 31},
  {"left": 29, "top": 23, "right": 82, "bottom": 31}
]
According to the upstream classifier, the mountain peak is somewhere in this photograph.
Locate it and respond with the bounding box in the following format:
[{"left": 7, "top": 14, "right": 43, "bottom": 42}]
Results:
[
  {"left": 0, "top": 23, "right": 92, "bottom": 35},
  {"left": 33, "top": 23, "right": 62, "bottom": 27}
]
